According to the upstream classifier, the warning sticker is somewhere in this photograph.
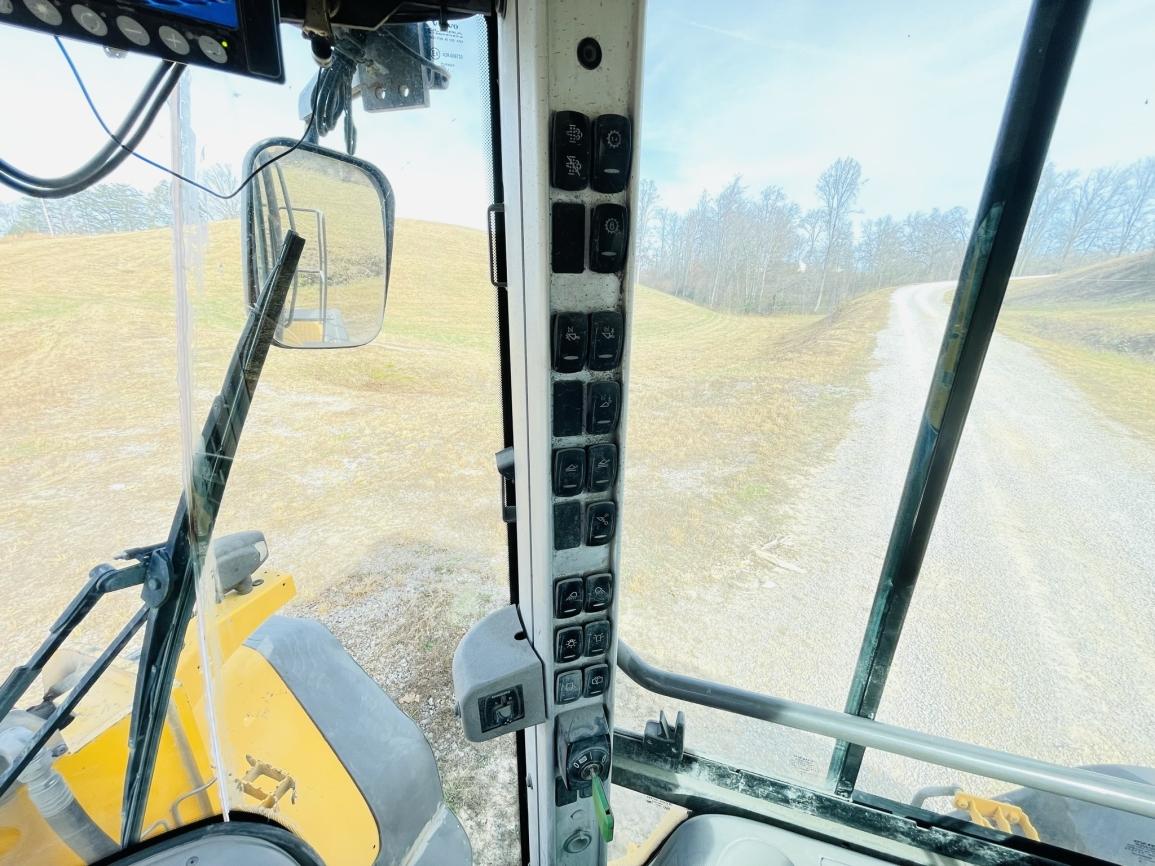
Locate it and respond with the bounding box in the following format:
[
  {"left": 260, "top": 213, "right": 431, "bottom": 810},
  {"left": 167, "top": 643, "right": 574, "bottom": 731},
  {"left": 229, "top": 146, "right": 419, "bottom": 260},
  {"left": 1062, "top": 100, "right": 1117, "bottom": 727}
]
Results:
[
  {"left": 431, "top": 22, "right": 467, "bottom": 72},
  {"left": 1126, "top": 840, "right": 1155, "bottom": 865}
]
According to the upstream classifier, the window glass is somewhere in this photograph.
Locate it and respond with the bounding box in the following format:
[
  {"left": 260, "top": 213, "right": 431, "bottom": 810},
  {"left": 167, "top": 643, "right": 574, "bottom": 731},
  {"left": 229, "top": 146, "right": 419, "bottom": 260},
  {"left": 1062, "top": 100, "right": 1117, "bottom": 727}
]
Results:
[
  {"left": 617, "top": 0, "right": 1032, "bottom": 789},
  {"left": 859, "top": 2, "right": 1155, "bottom": 858},
  {"left": 0, "top": 19, "right": 517, "bottom": 864}
]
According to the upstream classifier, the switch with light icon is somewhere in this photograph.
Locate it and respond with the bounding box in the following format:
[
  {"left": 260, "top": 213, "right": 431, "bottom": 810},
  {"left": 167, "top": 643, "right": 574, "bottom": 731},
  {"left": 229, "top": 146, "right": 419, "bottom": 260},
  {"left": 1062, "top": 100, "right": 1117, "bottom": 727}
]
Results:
[{"left": 590, "top": 204, "right": 629, "bottom": 274}]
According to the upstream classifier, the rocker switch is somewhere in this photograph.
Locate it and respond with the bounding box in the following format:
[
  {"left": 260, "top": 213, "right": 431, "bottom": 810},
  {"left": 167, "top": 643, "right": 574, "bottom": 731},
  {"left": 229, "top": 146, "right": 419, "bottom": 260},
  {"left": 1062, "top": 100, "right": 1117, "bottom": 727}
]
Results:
[
  {"left": 555, "top": 577, "right": 585, "bottom": 618},
  {"left": 552, "top": 312, "right": 588, "bottom": 373},
  {"left": 585, "top": 573, "right": 613, "bottom": 612},
  {"left": 587, "top": 444, "right": 617, "bottom": 493},
  {"left": 584, "top": 620, "right": 611, "bottom": 657},
  {"left": 586, "top": 382, "right": 621, "bottom": 435},
  {"left": 591, "top": 115, "right": 632, "bottom": 193},
  {"left": 588, "top": 311, "right": 624, "bottom": 370},
  {"left": 590, "top": 204, "right": 628, "bottom": 274},
  {"left": 556, "top": 627, "right": 584, "bottom": 663},
  {"left": 586, "top": 502, "right": 616, "bottom": 546},
  {"left": 553, "top": 448, "right": 586, "bottom": 497},
  {"left": 550, "top": 111, "right": 591, "bottom": 191}
]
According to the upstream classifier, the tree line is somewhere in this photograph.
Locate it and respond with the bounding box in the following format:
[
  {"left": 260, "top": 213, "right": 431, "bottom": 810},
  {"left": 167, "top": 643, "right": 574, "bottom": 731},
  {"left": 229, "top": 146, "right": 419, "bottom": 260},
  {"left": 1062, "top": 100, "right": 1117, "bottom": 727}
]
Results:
[
  {"left": 636, "top": 156, "right": 1155, "bottom": 314},
  {"left": 0, "top": 163, "right": 242, "bottom": 239}
]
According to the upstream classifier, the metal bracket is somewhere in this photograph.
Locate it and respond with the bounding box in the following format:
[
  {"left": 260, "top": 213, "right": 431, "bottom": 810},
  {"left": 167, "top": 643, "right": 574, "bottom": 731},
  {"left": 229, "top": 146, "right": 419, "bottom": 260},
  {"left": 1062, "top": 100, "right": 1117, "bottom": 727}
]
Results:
[
  {"left": 239, "top": 755, "right": 298, "bottom": 809},
  {"left": 301, "top": 0, "right": 334, "bottom": 42},
  {"left": 140, "top": 549, "right": 174, "bottom": 610},
  {"left": 642, "top": 710, "right": 685, "bottom": 766}
]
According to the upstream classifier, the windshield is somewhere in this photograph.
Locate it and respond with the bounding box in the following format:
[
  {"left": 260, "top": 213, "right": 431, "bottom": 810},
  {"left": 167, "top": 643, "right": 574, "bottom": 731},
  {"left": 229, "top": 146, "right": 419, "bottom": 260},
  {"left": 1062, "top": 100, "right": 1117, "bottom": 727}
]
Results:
[
  {"left": 0, "top": 18, "right": 518, "bottom": 865},
  {"left": 613, "top": 0, "right": 1155, "bottom": 860}
]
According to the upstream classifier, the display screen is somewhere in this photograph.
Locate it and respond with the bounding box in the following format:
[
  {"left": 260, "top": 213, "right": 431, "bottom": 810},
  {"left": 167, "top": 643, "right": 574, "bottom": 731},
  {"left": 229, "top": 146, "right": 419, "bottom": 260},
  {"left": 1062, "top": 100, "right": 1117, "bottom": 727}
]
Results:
[{"left": 132, "top": 0, "right": 238, "bottom": 29}]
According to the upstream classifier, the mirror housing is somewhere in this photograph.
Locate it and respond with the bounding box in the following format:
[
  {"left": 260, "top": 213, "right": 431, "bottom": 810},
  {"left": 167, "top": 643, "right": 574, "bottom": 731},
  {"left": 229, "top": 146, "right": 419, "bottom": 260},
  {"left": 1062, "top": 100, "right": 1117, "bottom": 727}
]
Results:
[{"left": 242, "top": 139, "right": 395, "bottom": 349}]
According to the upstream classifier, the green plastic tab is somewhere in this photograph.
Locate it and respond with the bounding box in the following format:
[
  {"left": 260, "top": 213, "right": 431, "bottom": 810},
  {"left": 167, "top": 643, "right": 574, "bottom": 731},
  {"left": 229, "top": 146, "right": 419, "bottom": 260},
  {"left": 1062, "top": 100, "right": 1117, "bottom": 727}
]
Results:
[{"left": 591, "top": 773, "right": 614, "bottom": 843}]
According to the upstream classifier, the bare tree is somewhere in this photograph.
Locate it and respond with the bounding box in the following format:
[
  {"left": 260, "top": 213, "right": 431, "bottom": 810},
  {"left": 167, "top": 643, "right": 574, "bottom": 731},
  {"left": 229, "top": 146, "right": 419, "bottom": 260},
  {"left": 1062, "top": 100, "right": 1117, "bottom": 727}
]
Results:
[
  {"left": 1113, "top": 157, "right": 1155, "bottom": 256},
  {"left": 1057, "top": 167, "right": 1123, "bottom": 263},
  {"left": 813, "top": 157, "right": 863, "bottom": 311},
  {"left": 635, "top": 178, "right": 660, "bottom": 270}
]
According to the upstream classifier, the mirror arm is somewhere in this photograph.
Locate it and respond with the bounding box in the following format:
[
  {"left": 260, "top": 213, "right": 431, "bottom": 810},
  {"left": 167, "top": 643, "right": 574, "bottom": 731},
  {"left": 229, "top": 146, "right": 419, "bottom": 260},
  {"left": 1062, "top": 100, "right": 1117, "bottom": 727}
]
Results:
[{"left": 119, "top": 231, "right": 306, "bottom": 846}]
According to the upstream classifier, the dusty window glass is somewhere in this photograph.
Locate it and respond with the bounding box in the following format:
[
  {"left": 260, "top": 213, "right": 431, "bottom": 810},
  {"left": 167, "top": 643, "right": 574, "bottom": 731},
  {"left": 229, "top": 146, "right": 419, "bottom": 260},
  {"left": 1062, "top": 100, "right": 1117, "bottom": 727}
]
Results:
[
  {"left": 0, "top": 19, "right": 517, "bottom": 865},
  {"left": 616, "top": 0, "right": 1033, "bottom": 791},
  {"left": 858, "top": 1, "right": 1155, "bottom": 859}
]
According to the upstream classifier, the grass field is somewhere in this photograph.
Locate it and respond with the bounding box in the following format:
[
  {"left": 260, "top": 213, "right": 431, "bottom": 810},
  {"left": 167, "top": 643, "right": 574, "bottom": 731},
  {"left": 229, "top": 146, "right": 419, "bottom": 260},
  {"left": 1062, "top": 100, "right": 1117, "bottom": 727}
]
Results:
[
  {"left": 1002, "top": 253, "right": 1155, "bottom": 441},
  {"left": 0, "top": 219, "right": 890, "bottom": 862}
]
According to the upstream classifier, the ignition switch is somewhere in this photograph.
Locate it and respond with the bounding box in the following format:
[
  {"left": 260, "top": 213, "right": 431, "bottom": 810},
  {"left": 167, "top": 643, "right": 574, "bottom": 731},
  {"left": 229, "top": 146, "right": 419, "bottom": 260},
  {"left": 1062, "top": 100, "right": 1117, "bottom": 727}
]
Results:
[{"left": 565, "top": 734, "right": 610, "bottom": 788}]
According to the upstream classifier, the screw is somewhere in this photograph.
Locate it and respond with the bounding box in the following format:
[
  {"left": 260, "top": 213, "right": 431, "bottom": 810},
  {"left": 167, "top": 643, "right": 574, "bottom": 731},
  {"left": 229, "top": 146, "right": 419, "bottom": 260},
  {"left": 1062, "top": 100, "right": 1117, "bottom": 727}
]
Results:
[
  {"left": 399, "top": 84, "right": 411, "bottom": 98},
  {"left": 374, "top": 85, "right": 387, "bottom": 100},
  {"left": 186, "top": 858, "right": 199, "bottom": 866},
  {"left": 51, "top": 744, "right": 67, "bottom": 758}
]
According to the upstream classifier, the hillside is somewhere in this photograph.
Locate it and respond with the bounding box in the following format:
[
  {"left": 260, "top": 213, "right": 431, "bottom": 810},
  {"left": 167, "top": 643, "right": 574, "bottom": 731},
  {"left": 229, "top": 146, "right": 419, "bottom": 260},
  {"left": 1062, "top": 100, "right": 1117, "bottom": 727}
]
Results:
[
  {"left": 0, "top": 218, "right": 892, "bottom": 862},
  {"left": 1008, "top": 252, "right": 1155, "bottom": 309},
  {"left": 1001, "top": 253, "right": 1155, "bottom": 440}
]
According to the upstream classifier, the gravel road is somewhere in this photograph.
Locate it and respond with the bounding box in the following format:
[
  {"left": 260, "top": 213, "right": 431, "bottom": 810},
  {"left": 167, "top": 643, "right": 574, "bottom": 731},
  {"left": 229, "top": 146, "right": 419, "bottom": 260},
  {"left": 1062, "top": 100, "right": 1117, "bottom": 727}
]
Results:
[{"left": 617, "top": 280, "right": 1155, "bottom": 811}]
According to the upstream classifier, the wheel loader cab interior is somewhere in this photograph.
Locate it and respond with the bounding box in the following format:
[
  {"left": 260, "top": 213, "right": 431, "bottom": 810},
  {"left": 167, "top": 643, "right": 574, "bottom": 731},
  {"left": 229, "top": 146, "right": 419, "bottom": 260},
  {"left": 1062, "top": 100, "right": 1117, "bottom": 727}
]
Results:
[{"left": 2, "top": 1, "right": 1155, "bottom": 866}]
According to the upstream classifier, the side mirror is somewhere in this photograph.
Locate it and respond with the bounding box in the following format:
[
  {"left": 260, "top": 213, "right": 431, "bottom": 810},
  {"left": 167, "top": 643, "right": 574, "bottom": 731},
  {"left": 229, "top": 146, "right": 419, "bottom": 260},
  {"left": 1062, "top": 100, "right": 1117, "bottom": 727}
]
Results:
[{"left": 242, "top": 139, "right": 395, "bottom": 348}]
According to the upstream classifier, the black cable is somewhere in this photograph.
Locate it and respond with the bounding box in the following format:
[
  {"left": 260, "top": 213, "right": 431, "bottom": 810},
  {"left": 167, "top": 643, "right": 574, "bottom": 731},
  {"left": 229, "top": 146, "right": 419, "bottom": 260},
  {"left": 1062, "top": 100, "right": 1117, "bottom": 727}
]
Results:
[
  {"left": 0, "top": 65, "right": 183, "bottom": 199},
  {"left": 0, "top": 60, "right": 175, "bottom": 192},
  {"left": 55, "top": 38, "right": 323, "bottom": 201},
  {"left": 311, "top": 39, "right": 361, "bottom": 155},
  {"left": 1, "top": 39, "right": 322, "bottom": 202}
]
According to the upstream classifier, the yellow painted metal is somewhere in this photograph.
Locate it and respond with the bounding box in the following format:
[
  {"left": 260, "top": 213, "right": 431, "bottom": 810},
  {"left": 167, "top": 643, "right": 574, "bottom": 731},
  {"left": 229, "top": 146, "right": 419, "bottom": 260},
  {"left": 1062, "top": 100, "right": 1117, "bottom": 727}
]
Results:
[
  {"left": 955, "top": 791, "right": 1041, "bottom": 841},
  {"left": 608, "top": 801, "right": 688, "bottom": 866},
  {"left": 0, "top": 570, "right": 378, "bottom": 865},
  {"left": 214, "top": 644, "right": 380, "bottom": 865},
  {"left": 279, "top": 320, "right": 325, "bottom": 345}
]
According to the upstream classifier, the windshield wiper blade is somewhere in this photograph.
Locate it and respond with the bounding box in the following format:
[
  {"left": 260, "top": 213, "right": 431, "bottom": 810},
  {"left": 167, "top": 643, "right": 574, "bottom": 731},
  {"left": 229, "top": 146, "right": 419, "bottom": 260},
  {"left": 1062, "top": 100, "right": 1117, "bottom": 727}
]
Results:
[{"left": 119, "top": 231, "right": 305, "bottom": 846}]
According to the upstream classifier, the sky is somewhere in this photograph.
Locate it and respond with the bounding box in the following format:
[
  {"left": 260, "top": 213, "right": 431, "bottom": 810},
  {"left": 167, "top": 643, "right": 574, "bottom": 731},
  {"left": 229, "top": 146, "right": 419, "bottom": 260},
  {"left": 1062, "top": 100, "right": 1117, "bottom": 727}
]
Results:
[{"left": 0, "top": 0, "right": 1152, "bottom": 227}]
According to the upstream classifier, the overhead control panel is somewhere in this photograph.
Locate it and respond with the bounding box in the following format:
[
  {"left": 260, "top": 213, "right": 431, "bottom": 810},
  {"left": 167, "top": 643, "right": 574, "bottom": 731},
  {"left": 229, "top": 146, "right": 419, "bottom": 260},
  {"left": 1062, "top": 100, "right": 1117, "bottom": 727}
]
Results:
[{"left": 0, "top": 0, "right": 284, "bottom": 80}]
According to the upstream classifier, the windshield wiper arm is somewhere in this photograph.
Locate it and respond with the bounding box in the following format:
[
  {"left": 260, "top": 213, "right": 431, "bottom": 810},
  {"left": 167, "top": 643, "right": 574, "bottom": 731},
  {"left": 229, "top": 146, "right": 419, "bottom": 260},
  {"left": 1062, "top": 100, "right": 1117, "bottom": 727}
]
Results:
[
  {"left": 119, "top": 230, "right": 305, "bottom": 846},
  {"left": 0, "top": 608, "right": 147, "bottom": 797},
  {"left": 0, "top": 558, "right": 150, "bottom": 728}
]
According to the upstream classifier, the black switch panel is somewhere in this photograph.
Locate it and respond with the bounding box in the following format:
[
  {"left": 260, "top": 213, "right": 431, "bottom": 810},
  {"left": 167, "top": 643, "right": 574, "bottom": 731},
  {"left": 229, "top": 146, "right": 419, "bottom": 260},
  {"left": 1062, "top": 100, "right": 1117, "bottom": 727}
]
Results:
[
  {"left": 584, "top": 573, "right": 613, "bottom": 612},
  {"left": 586, "top": 501, "right": 617, "bottom": 546},
  {"left": 555, "top": 576, "right": 585, "bottom": 618},
  {"left": 584, "top": 664, "right": 610, "bottom": 697},
  {"left": 551, "top": 203, "right": 585, "bottom": 274},
  {"left": 553, "top": 447, "right": 586, "bottom": 496},
  {"left": 550, "top": 111, "right": 591, "bottom": 191},
  {"left": 586, "top": 381, "right": 621, "bottom": 435},
  {"left": 588, "top": 310, "right": 624, "bottom": 370},
  {"left": 587, "top": 444, "right": 617, "bottom": 492},
  {"left": 552, "top": 312, "right": 588, "bottom": 373},
  {"left": 554, "top": 501, "right": 582, "bottom": 550},
  {"left": 584, "top": 620, "right": 611, "bottom": 657},
  {"left": 556, "top": 626, "right": 584, "bottom": 663},
  {"left": 591, "top": 114, "right": 632, "bottom": 193},
  {"left": 590, "top": 204, "right": 629, "bottom": 274},
  {"left": 553, "top": 381, "right": 584, "bottom": 437},
  {"left": 556, "top": 670, "right": 583, "bottom": 704}
]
